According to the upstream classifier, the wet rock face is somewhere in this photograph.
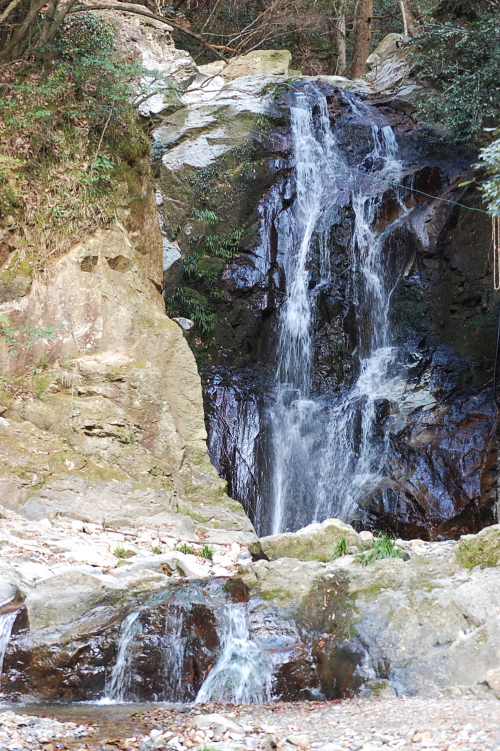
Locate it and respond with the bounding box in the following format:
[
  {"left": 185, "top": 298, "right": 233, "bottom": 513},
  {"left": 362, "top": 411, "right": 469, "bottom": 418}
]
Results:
[
  {"left": 3, "top": 526, "right": 500, "bottom": 703},
  {"left": 2, "top": 581, "right": 223, "bottom": 703},
  {"left": 193, "top": 84, "right": 498, "bottom": 539}
]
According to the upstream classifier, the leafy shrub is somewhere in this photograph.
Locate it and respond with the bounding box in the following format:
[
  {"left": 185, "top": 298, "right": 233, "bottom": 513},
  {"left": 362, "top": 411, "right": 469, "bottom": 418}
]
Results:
[
  {"left": 0, "top": 12, "right": 148, "bottom": 266},
  {"left": 192, "top": 208, "right": 219, "bottom": 228},
  {"left": 476, "top": 133, "right": 500, "bottom": 216},
  {"left": 359, "top": 531, "right": 406, "bottom": 566},
  {"left": 411, "top": 9, "right": 500, "bottom": 143},
  {"left": 166, "top": 226, "right": 243, "bottom": 339}
]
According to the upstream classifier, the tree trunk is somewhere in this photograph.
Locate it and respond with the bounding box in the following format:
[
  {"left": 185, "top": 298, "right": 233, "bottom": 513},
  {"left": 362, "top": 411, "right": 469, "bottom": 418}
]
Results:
[
  {"left": 399, "top": 0, "right": 417, "bottom": 36},
  {"left": 351, "top": 0, "right": 373, "bottom": 78},
  {"left": 0, "top": 0, "right": 46, "bottom": 60},
  {"left": 334, "top": 13, "right": 346, "bottom": 75}
]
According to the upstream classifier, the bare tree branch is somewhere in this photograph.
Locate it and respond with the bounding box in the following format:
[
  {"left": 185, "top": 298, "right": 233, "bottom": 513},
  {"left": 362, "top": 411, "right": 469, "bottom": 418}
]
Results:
[
  {"left": 69, "top": 2, "right": 228, "bottom": 59},
  {"left": 0, "top": 0, "right": 23, "bottom": 25}
]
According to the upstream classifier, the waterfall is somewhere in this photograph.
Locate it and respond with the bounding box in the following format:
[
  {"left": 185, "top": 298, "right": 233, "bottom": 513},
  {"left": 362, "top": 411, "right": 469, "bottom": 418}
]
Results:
[
  {"left": 269, "top": 85, "right": 408, "bottom": 534},
  {"left": 105, "top": 602, "right": 194, "bottom": 703},
  {"left": 103, "top": 588, "right": 272, "bottom": 704},
  {"left": 106, "top": 611, "right": 142, "bottom": 702},
  {"left": 195, "top": 604, "right": 273, "bottom": 704},
  {"left": 0, "top": 611, "right": 16, "bottom": 686}
]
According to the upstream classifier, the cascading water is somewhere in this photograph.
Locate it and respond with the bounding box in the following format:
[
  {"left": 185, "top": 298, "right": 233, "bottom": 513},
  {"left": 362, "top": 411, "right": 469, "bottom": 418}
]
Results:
[
  {"left": 269, "top": 85, "right": 409, "bottom": 534},
  {"left": 0, "top": 611, "right": 16, "bottom": 687},
  {"left": 195, "top": 604, "right": 273, "bottom": 705},
  {"left": 105, "top": 611, "right": 142, "bottom": 702},
  {"left": 103, "top": 588, "right": 273, "bottom": 705}
]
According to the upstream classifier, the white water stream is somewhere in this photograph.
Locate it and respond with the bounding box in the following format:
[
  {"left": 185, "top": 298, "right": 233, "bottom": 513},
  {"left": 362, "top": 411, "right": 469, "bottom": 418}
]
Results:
[
  {"left": 0, "top": 611, "right": 16, "bottom": 686},
  {"left": 105, "top": 600, "right": 272, "bottom": 704},
  {"left": 270, "top": 87, "right": 408, "bottom": 533},
  {"left": 106, "top": 610, "right": 142, "bottom": 702},
  {"left": 195, "top": 605, "right": 272, "bottom": 705}
]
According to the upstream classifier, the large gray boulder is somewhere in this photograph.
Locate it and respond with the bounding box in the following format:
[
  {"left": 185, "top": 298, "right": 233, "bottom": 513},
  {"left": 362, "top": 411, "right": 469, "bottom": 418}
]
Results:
[
  {"left": 249, "top": 518, "right": 367, "bottom": 562},
  {"left": 237, "top": 527, "right": 500, "bottom": 699}
]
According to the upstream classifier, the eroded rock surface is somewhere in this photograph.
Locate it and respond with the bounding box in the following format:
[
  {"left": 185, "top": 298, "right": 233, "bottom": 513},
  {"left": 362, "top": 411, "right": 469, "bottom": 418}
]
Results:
[{"left": 1, "top": 519, "right": 499, "bottom": 703}]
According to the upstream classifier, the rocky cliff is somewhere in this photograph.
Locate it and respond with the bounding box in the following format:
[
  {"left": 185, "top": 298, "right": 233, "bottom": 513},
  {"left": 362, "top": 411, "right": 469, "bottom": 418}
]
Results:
[
  {"left": 0, "top": 10, "right": 255, "bottom": 547},
  {"left": 0, "top": 19, "right": 499, "bottom": 707}
]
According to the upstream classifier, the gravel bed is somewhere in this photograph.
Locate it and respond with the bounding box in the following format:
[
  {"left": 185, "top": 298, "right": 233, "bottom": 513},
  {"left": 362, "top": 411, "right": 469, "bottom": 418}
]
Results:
[
  {"left": 5, "top": 697, "right": 499, "bottom": 751},
  {"left": 0, "top": 710, "right": 93, "bottom": 750},
  {"left": 130, "top": 698, "right": 500, "bottom": 751}
]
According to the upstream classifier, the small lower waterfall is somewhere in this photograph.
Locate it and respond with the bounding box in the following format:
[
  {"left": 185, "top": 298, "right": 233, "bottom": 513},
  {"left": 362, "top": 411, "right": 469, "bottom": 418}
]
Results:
[
  {"left": 267, "top": 85, "right": 410, "bottom": 534},
  {"left": 195, "top": 605, "right": 273, "bottom": 705},
  {"left": 104, "top": 592, "right": 273, "bottom": 705},
  {"left": 106, "top": 611, "right": 142, "bottom": 702},
  {"left": 0, "top": 611, "right": 16, "bottom": 685}
]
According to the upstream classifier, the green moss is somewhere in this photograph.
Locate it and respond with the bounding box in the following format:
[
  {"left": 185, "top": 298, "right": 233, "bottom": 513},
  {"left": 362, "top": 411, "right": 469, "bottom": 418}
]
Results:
[
  {"left": 226, "top": 501, "right": 244, "bottom": 512},
  {"left": 78, "top": 460, "right": 128, "bottom": 484},
  {"left": 457, "top": 528, "right": 500, "bottom": 569},
  {"left": 178, "top": 505, "right": 209, "bottom": 524},
  {"left": 367, "top": 680, "right": 392, "bottom": 696},
  {"left": 259, "top": 588, "right": 290, "bottom": 602}
]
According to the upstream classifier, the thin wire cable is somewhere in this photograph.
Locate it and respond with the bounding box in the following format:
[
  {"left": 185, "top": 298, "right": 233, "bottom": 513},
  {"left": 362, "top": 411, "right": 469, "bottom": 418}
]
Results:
[
  {"left": 494, "top": 216, "right": 500, "bottom": 290},
  {"left": 216, "top": 111, "right": 490, "bottom": 215}
]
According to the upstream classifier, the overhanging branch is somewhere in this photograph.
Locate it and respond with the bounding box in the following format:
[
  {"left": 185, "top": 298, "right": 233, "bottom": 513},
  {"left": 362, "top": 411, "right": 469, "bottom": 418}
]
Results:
[{"left": 69, "top": 3, "right": 228, "bottom": 60}]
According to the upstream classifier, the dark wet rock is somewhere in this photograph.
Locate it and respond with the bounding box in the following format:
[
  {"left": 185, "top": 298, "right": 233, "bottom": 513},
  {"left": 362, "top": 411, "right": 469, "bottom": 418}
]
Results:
[{"left": 177, "top": 83, "right": 499, "bottom": 540}]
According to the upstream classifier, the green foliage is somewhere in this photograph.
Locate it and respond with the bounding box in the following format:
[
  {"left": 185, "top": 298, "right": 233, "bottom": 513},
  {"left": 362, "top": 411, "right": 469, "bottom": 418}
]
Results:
[
  {"left": 167, "top": 286, "right": 217, "bottom": 336},
  {"left": 201, "top": 544, "right": 214, "bottom": 560},
  {"left": 152, "top": 546, "right": 163, "bottom": 555},
  {"left": 192, "top": 208, "right": 219, "bottom": 228},
  {"left": 411, "top": 9, "right": 500, "bottom": 143},
  {"left": 476, "top": 133, "right": 500, "bottom": 216},
  {"left": 31, "top": 356, "right": 51, "bottom": 374},
  {"left": 114, "top": 546, "right": 127, "bottom": 558},
  {"left": 0, "top": 315, "right": 61, "bottom": 356},
  {"left": 359, "top": 532, "right": 405, "bottom": 566},
  {"left": 332, "top": 536, "right": 349, "bottom": 560},
  {"left": 252, "top": 113, "right": 271, "bottom": 130},
  {"left": 205, "top": 227, "right": 244, "bottom": 262},
  {"left": 175, "top": 542, "right": 195, "bottom": 555},
  {"left": 166, "top": 226, "right": 244, "bottom": 339},
  {"left": 0, "top": 12, "right": 148, "bottom": 262}
]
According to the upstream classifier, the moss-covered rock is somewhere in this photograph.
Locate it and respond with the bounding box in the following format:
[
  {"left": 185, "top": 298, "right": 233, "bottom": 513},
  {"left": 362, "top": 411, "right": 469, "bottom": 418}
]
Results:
[
  {"left": 234, "top": 526, "right": 500, "bottom": 699},
  {"left": 457, "top": 524, "right": 500, "bottom": 569},
  {"left": 249, "top": 518, "right": 368, "bottom": 562}
]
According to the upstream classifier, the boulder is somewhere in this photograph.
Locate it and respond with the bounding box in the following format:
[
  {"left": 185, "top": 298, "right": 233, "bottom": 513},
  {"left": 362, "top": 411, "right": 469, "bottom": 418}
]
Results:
[
  {"left": 193, "top": 714, "right": 244, "bottom": 733},
  {"left": 485, "top": 668, "right": 500, "bottom": 698},
  {"left": 456, "top": 524, "right": 500, "bottom": 569},
  {"left": 366, "top": 33, "right": 406, "bottom": 70},
  {"left": 218, "top": 50, "right": 292, "bottom": 82},
  {"left": 249, "top": 518, "right": 367, "bottom": 562},
  {"left": 0, "top": 577, "right": 23, "bottom": 613},
  {"left": 237, "top": 527, "right": 500, "bottom": 698}
]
